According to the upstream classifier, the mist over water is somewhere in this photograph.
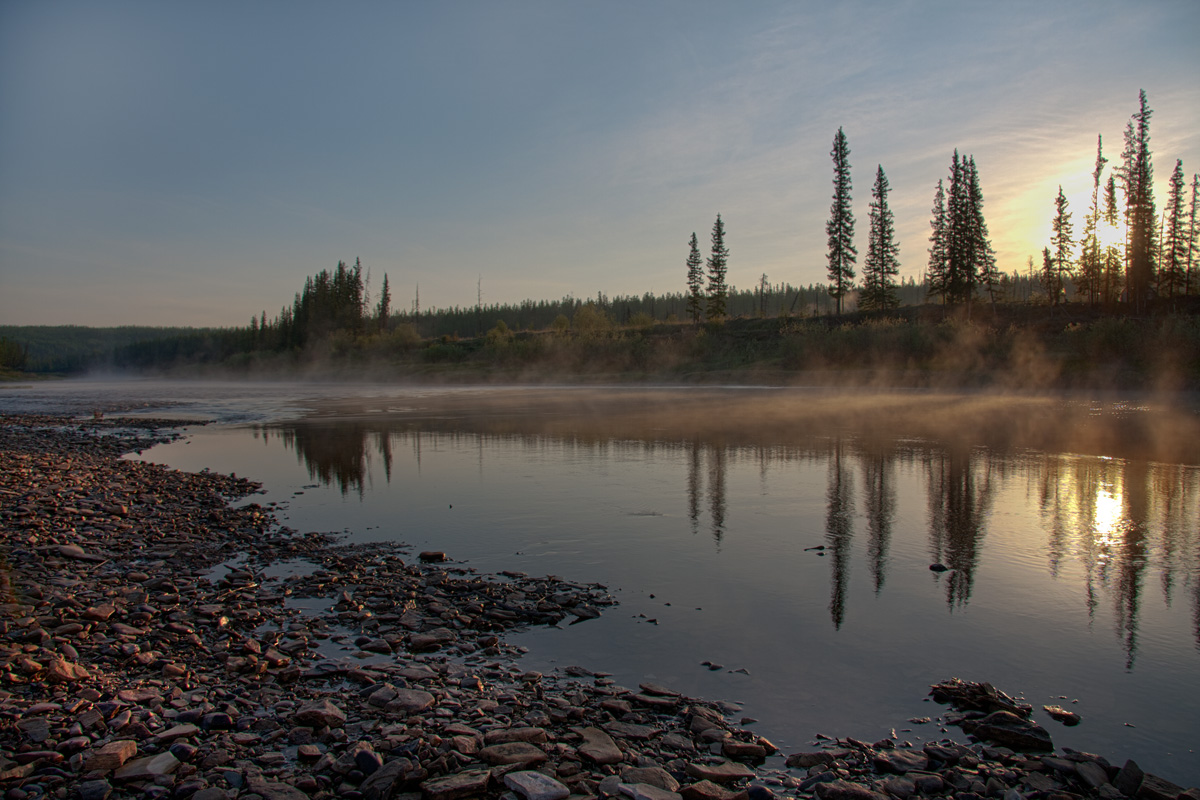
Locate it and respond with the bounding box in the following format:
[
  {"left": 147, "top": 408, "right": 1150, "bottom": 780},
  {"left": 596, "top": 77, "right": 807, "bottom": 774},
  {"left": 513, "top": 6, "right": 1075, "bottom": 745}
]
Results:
[{"left": 3, "top": 381, "right": 1198, "bottom": 783}]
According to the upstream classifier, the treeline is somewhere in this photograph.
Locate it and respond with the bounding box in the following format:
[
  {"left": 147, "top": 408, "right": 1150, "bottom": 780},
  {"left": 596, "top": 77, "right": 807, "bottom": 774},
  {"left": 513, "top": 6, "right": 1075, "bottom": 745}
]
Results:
[{"left": 0, "top": 326, "right": 216, "bottom": 374}]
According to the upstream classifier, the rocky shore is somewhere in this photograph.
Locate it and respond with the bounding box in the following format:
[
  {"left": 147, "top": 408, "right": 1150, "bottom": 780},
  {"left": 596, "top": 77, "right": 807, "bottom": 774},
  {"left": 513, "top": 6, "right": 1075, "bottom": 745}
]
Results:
[{"left": 1, "top": 414, "right": 1196, "bottom": 800}]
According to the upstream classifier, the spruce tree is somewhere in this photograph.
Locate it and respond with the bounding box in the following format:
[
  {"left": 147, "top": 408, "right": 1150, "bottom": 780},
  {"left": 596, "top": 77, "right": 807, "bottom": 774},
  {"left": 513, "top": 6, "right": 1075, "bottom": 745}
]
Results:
[
  {"left": 705, "top": 215, "right": 729, "bottom": 320},
  {"left": 1120, "top": 90, "right": 1155, "bottom": 311},
  {"left": 861, "top": 165, "right": 900, "bottom": 311},
  {"left": 1102, "top": 175, "right": 1123, "bottom": 303},
  {"left": 1187, "top": 174, "right": 1199, "bottom": 296},
  {"left": 926, "top": 179, "right": 949, "bottom": 304},
  {"left": 966, "top": 157, "right": 997, "bottom": 308},
  {"left": 826, "top": 128, "right": 856, "bottom": 314},
  {"left": 1050, "top": 186, "right": 1074, "bottom": 305},
  {"left": 944, "top": 151, "right": 971, "bottom": 304},
  {"left": 685, "top": 232, "right": 705, "bottom": 323},
  {"left": 1161, "top": 159, "right": 1187, "bottom": 297},
  {"left": 1078, "top": 136, "right": 1108, "bottom": 304},
  {"left": 376, "top": 273, "right": 391, "bottom": 332}
]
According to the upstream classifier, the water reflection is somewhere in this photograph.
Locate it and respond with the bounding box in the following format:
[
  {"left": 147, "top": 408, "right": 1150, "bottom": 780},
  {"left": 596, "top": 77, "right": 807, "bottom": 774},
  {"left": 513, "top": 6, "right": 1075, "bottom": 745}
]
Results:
[{"left": 257, "top": 397, "right": 1200, "bottom": 664}]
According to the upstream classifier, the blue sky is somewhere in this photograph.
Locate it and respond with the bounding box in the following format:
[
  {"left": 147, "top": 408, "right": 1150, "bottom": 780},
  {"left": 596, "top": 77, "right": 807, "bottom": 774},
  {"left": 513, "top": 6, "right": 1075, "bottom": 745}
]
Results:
[{"left": 2, "top": 1, "right": 1198, "bottom": 327}]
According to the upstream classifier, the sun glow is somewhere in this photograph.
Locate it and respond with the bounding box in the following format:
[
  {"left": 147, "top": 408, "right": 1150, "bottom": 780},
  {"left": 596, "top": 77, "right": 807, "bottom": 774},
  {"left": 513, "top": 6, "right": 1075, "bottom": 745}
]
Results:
[{"left": 1096, "top": 219, "right": 1125, "bottom": 252}]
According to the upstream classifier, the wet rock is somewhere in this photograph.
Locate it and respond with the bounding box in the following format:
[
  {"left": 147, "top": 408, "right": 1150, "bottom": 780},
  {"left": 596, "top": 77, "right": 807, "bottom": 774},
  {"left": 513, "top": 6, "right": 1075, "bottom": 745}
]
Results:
[
  {"left": 477, "top": 742, "right": 549, "bottom": 767},
  {"left": 386, "top": 689, "right": 436, "bottom": 714},
  {"left": 293, "top": 698, "right": 346, "bottom": 729},
  {"left": 873, "top": 749, "right": 928, "bottom": 774},
  {"left": 622, "top": 767, "right": 681, "bottom": 792},
  {"left": 621, "top": 784, "right": 683, "bottom": 800},
  {"left": 684, "top": 762, "right": 755, "bottom": 785},
  {"left": 503, "top": 770, "right": 571, "bottom": 800},
  {"left": 1044, "top": 705, "right": 1082, "bottom": 726},
  {"left": 86, "top": 740, "right": 139, "bottom": 772},
  {"left": 578, "top": 727, "right": 624, "bottom": 765},
  {"left": 963, "top": 710, "right": 1053, "bottom": 752},
  {"left": 1136, "top": 774, "right": 1185, "bottom": 800},
  {"left": 1115, "top": 759, "right": 1146, "bottom": 796},
  {"left": 76, "top": 780, "right": 113, "bottom": 800},
  {"left": 112, "top": 751, "right": 180, "bottom": 781},
  {"left": 359, "top": 758, "right": 410, "bottom": 800},
  {"left": 678, "top": 780, "right": 739, "bottom": 800},
  {"left": 814, "top": 780, "right": 889, "bottom": 800},
  {"left": 421, "top": 768, "right": 492, "bottom": 800}
]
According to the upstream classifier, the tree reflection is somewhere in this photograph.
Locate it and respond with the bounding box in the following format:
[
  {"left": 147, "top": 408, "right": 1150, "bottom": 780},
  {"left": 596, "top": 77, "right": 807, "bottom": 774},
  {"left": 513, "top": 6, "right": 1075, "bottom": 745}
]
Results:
[
  {"left": 707, "top": 446, "right": 728, "bottom": 545},
  {"left": 1116, "top": 459, "right": 1148, "bottom": 669},
  {"left": 861, "top": 447, "right": 896, "bottom": 594},
  {"left": 274, "top": 423, "right": 371, "bottom": 496},
  {"left": 926, "top": 447, "right": 994, "bottom": 609},
  {"left": 826, "top": 439, "right": 854, "bottom": 629},
  {"left": 687, "top": 441, "right": 702, "bottom": 536}
]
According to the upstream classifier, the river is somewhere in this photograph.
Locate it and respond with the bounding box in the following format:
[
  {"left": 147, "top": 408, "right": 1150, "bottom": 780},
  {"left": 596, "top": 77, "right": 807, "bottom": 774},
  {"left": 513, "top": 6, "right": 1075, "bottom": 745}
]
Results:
[{"left": 2, "top": 379, "right": 1198, "bottom": 785}]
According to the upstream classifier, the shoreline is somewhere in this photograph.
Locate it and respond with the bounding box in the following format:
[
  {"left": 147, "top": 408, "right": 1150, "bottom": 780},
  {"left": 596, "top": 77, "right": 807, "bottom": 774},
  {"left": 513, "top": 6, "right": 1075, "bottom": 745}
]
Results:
[{"left": 1, "top": 414, "right": 1195, "bottom": 800}]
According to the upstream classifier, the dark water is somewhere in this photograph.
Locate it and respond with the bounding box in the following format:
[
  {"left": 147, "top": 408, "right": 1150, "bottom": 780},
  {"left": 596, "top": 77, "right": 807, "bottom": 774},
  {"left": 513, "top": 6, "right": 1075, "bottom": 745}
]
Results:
[{"left": 3, "top": 381, "right": 1198, "bottom": 784}]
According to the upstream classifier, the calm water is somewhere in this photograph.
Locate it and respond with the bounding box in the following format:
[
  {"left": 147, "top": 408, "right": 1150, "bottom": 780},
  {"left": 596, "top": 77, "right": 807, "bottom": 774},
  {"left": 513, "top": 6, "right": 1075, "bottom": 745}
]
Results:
[{"left": 3, "top": 381, "right": 1199, "bottom": 784}]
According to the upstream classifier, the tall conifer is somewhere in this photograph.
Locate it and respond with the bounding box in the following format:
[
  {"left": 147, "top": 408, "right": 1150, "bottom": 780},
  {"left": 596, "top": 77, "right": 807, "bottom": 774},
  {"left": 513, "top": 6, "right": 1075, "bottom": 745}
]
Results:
[
  {"left": 926, "top": 179, "right": 949, "bottom": 304},
  {"left": 861, "top": 165, "right": 900, "bottom": 311},
  {"left": 1161, "top": 159, "right": 1187, "bottom": 297},
  {"left": 1050, "top": 186, "right": 1074, "bottom": 305},
  {"left": 685, "top": 232, "right": 704, "bottom": 323},
  {"left": 706, "top": 215, "right": 730, "bottom": 320},
  {"left": 826, "top": 128, "right": 856, "bottom": 314},
  {"left": 1120, "top": 90, "right": 1155, "bottom": 311}
]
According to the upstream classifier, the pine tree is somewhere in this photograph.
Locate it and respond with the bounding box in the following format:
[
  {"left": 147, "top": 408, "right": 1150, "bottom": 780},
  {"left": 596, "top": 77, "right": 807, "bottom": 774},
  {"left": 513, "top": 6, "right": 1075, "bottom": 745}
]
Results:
[
  {"left": 705, "top": 214, "right": 729, "bottom": 320},
  {"left": 826, "top": 128, "right": 856, "bottom": 314},
  {"left": 1041, "top": 247, "right": 1057, "bottom": 304},
  {"left": 1120, "top": 90, "right": 1156, "bottom": 311},
  {"left": 944, "top": 151, "right": 972, "bottom": 304},
  {"left": 1078, "top": 135, "right": 1108, "bottom": 304},
  {"left": 926, "top": 179, "right": 949, "bottom": 304},
  {"left": 860, "top": 165, "right": 900, "bottom": 311},
  {"left": 685, "top": 232, "right": 705, "bottom": 323},
  {"left": 966, "top": 157, "right": 997, "bottom": 308},
  {"left": 1160, "top": 159, "right": 1187, "bottom": 297},
  {"left": 376, "top": 273, "right": 391, "bottom": 332},
  {"left": 1102, "top": 175, "right": 1123, "bottom": 303},
  {"left": 1187, "top": 174, "right": 1200, "bottom": 296},
  {"left": 1050, "top": 186, "right": 1073, "bottom": 306}
]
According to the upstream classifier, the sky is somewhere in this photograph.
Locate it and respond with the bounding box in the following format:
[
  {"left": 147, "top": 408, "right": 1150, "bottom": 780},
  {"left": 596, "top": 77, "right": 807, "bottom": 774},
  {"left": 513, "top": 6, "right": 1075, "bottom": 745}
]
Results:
[{"left": 1, "top": 1, "right": 1198, "bottom": 328}]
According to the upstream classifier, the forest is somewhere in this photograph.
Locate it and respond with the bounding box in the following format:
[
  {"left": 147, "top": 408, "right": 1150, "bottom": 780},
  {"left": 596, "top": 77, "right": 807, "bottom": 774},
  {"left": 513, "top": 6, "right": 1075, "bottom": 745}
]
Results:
[{"left": 2, "top": 90, "right": 1197, "bottom": 387}]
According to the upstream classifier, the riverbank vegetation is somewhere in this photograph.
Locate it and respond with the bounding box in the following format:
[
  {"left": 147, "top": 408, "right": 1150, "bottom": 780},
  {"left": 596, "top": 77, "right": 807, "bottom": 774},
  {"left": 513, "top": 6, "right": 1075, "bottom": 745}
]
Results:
[{"left": 4, "top": 90, "right": 1198, "bottom": 388}]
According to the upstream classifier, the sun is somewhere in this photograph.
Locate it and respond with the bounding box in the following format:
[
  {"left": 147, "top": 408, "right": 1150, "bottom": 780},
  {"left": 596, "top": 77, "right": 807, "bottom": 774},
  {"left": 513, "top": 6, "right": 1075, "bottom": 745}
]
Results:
[{"left": 1096, "top": 219, "right": 1125, "bottom": 251}]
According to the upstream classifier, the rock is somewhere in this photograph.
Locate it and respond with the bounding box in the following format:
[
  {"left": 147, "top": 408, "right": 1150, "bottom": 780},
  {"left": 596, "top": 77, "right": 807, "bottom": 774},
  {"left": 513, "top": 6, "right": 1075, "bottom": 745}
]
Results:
[
  {"left": 293, "top": 699, "right": 346, "bottom": 729},
  {"left": 607, "top": 721, "right": 658, "bottom": 741},
  {"left": 419, "top": 551, "right": 447, "bottom": 562},
  {"left": 964, "top": 711, "right": 1053, "bottom": 751},
  {"left": 814, "top": 780, "right": 889, "bottom": 800},
  {"left": 873, "top": 749, "right": 929, "bottom": 774},
  {"left": 1043, "top": 705, "right": 1082, "bottom": 725},
  {"left": 503, "top": 770, "right": 571, "bottom": 800},
  {"left": 410, "top": 628, "right": 457, "bottom": 650},
  {"left": 86, "top": 740, "right": 139, "bottom": 772},
  {"left": 477, "top": 742, "right": 549, "bottom": 767},
  {"left": 679, "top": 781, "right": 739, "bottom": 800},
  {"left": 359, "top": 758, "right": 409, "bottom": 800},
  {"left": 909, "top": 773, "right": 945, "bottom": 795},
  {"left": 421, "top": 768, "right": 492, "bottom": 800},
  {"left": 640, "top": 683, "right": 682, "bottom": 697},
  {"left": 76, "top": 780, "right": 113, "bottom": 800},
  {"left": 484, "top": 727, "right": 548, "bottom": 745},
  {"left": 621, "top": 784, "right": 683, "bottom": 800},
  {"left": 113, "top": 751, "right": 181, "bottom": 781},
  {"left": 1115, "top": 760, "right": 1145, "bottom": 796},
  {"left": 385, "top": 689, "right": 436, "bottom": 714},
  {"left": 578, "top": 727, "right": 624, "bottom": 765},
  {"left": 192, "top": 790, "right": 230, "bottom": 800},
  {"left": 881, "top": 777, "right": 915, "bottom": 798},
  {"left": 684, "top": 762, "right": 755, "bottom": 785},
  {"left": 46, "top": 658, "right": 90, "bottom": 683},
  {"left": 246, "top": 773, "right": 310, "bottom": 800},
  {"left": 622, "top": 767, "right": 681, "bottom": 792},
  {"left": 1075, "top": 760, "right": 1111, "bottom": 789},
  {"left": 785, "top": 751, "right": 843, "bottom": 769},
  {"left": 153, "top": 723, "right": 199, "bottom": 744},
  {"left": 1136, "top": 774, "right": 1185, "bottom": 800}
]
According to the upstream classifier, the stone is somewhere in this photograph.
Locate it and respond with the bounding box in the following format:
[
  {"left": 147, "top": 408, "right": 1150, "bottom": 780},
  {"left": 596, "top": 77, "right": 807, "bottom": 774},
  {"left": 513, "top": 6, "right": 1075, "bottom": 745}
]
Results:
[
  {"left": 485, "top": 727, "right": 549, "bottom": 745},
  {"left": 578, "top": 727, "right": 624, "bottom": 765},
  {"left": 293, "top": 699, "right": 346, "bottom": 729},
  {"left": 661, "top": 733, "right": 696, "bottom": 753},
  {"left": 385, "top": 688, "right": 436, "bottom": 714},
  {"left": 478, "top": 742, "right": 549, "bottom": 767},
  {"left": 86, "top": 740, "right": 139, "bottom": 772},
  {"left": 76, "top": 780, "right": 113, "bottom": 800},
  {"left": 881, "top": 777, "right": 915, "bottom": 799},
  {"left": 1075, "top": 760, "right": 1111, "bottom": 788},
  {"left": 410, "top": 628, "right": 456, "bottom": 650},
  {"left": 153, "top": 723, "right": 199, "bottom": 744},
  {"left": 1114, "top": 760, "right": 1145, "bottom": 796},
  {"left": 246, "top": 773, "right": 310, "bottom": 800},
  {"left": 621, "top": 784, "right": 683, "bottom": 800},
  {"left": 813, "top": 780, "right": 889, "bottom": 800},
  {"left": 421, "top": 768, "right": 493, "bottom": 800},
  {"left": 192, "top": 790, "right": 230, "bottom": 800},
  {"left": 679, "top": 781, "right": 738, "bottom": 800},
  {"left": 684, "top": 762, "right": 755, "bottom": 785},
  {"left": 785, "top": 751, "right": 840, "bottom": 769},
  {"left": 1136, "top": 774, "right": 1185, "bottom": 800},
  {"left": 359, "top": 758, "right": 410, "bottom": 800},
  {"left": 622, "top": 767, "right": 680, "bottom": 792},
  {"left": 873, "top": 749, "right": 928, "bottom": 774},
  {"left": 503, "top": 770, "right": 571, "bottom": 800},
  {"left": 16, "top": 717, "right": 50, "bottom": 743},
  {"left": 1043, "top": 705, "right": 1081, "bottom": 725},
  {"left": 909, "top": 773, "right": 945, "bottom": 795},
  {"left": 46, "top": 658, "right": 90, "bottom": 683},
  {"left": 113, "top": 751, "right": 181, "bottom": 780},
  {"left": 721, "top": 740, "right": 767, "bottom": 761}
]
